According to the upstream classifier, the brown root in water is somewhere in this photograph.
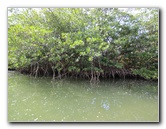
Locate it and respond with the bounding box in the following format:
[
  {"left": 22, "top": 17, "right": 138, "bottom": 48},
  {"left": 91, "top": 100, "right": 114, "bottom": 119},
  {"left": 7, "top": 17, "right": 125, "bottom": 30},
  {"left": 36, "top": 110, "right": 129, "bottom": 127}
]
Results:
[{"left": 18, "top": 62, "right": 139, "bottom": 82}]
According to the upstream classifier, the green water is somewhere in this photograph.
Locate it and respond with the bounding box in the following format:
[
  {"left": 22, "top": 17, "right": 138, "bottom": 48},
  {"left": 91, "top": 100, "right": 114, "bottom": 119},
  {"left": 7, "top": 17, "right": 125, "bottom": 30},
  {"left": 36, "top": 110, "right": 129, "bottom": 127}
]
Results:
[{"left": 8, "top": 71, "right": 158, "bottom": 122}]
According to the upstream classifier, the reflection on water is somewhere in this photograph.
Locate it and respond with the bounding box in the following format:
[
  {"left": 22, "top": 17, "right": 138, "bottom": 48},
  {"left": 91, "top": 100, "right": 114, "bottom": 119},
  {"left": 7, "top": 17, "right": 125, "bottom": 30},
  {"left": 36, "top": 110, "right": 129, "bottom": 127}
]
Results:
[
  {"left": 101, "top": 100, "right": 110, "bottom": 110},
  {"left": 8, "top": 71, "right": 158, "bottom": 122}
]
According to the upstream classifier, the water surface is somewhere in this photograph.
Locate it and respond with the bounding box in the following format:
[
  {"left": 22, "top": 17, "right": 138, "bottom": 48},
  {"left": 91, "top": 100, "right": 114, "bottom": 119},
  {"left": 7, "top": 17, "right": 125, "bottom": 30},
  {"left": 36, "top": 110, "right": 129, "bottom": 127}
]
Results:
[{"left": 8, "top": 71, "right": 158, "bottom": 122}]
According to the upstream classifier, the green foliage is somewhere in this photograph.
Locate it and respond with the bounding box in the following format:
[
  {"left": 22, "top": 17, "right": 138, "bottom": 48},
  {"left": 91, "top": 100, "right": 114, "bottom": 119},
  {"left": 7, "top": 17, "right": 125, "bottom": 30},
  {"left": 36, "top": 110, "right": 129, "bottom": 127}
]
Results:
[
  {"left": 132, "top": 68, "right": 158, "bottom": 80},
  {"left": 8, "top": 8, "right": 158, "bottom": 80}
]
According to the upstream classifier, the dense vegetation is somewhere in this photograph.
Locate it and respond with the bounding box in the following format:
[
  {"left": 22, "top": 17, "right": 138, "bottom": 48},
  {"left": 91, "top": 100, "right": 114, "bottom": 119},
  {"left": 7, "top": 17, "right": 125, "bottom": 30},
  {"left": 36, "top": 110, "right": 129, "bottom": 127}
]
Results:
[{"left": 8, "top": 8, "right": 158, "bottom": 81}]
